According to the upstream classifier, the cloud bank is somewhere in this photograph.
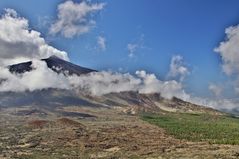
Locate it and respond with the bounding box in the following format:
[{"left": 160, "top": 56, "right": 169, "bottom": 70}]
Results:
[
  {"left": 50, "top": 1, "right": 105, "bottom": 38},
  {"left": 0, "top": 59, "right": 189, "bottom": 101},
  {"left": 1, "top": 59, "right": 236, "bottom": 113},
  {"left": 0, "top": 9, "right": 68, "bottom": 66}
]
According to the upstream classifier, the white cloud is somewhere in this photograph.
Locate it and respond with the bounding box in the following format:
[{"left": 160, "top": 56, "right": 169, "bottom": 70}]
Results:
[
  {"left": 97, "top": 36, "right": 106, "bottom": 51},
  {"left": 208, "top": 84, "right": 222, "bottom": 96},
  {"left": 235, "top": 78, "right": 239, "bottom": 94},
  {"left": 167, "top": 55, "right": 189, "bottom": 81},
  {"left": 187, "top": 23, "right": 239, "bottom": 112},
  {"left": 214, "top": 24, "right": 239, "bottom": 94},
  {"left": 135, "top": 70, "right": 190, "bottom": 100},
  {"left": 50, "top": 1, "right": 105, "bottom": 38},
  {"left": 0, "top": 62, "right": 189, "bottom": 100},
  {"left": 214, "top": 25, "right": 239, "bottom": 76},
  {"left": 0, "top": 8, "right": 69, "bottom": 66},
  {"left": 0, "top": 60, "right": 69, "bottom": 92},
  {"left": 188, "top": 96, "right": 239, "bottom": 113},
  {"left": 68, "top": 71, "right": 140, "bottom": 95}
]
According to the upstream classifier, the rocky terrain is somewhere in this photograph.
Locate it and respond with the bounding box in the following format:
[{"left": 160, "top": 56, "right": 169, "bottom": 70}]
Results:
[
  {"left": 0, "top": 56, "right": 238, "bottom": 159},
  {"left": 0, "top": 97, "right": 239, "bottom": 159}
]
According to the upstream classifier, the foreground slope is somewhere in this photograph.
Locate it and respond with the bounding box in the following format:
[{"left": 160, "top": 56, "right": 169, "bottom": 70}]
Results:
[{"left": 1, "top": 104, "right": 239, "bottom": 159}]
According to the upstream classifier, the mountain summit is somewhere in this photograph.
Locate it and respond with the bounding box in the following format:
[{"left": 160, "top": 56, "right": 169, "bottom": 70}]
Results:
[{"left": 8, "top": 55, "right": 96, "bottom": 76}]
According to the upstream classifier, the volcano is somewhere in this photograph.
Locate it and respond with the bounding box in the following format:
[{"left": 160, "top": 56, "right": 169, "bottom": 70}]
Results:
[
  {"left": 8, "top": 55, "right": 96, "bottom": 76},
  {"left": 2, "top": 55, "right": 220, "bottom": 115}
]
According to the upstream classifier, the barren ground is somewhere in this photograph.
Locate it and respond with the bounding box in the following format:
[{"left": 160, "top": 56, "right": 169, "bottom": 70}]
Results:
[{"left": 0, "top": 106, "right": 239, "bottom": 159}]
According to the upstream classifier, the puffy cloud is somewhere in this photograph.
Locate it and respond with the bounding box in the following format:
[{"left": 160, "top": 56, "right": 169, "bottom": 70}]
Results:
[
  {"left": 68, "top": 71, "right": 140, "bottom": 95},
  {"left": 0, "top": 60, "right": 70, "bottom": 92},
  {"left": 0, "top": 8, "right": 69, "bottom": 66},
  {"left": 214, "top": 24, "right": 239, "bottom": 94},
  {"left": 214, "top": 25, "right": 239, "bottom": 76},
  {"left": 208, "top": 84, "right": 222, "bottom": 96},
  {"left": 167, "top": 55, "right": 189, "bottom": 81},
  {"left": 97, "top": 36, "right": 106, "bottom": 51},
  {"left": 186, "top": 23, "right": 239, "bottom": 112},
  {"left": 135, "top": 70, "right": 190, "bottom": 100},
  {"left": 50, "top": 1, "right": 105, "bottom": 38}
]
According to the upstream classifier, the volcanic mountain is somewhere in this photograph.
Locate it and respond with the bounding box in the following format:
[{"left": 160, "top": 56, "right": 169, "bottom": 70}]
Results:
[
  {"left": 0, "top": 57, "right": 232, "bottom": 159},
  {"left": 0, "top": 56, "right": 220, "bottom": 115},
  {"left": 8, "top": 55, "right": 96, "bottom": 76}
]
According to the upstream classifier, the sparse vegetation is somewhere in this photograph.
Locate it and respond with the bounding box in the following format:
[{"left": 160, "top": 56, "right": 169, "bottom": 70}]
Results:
[
  {"left": 142, "top": 113, "right": 239, "bottom": 145},
  {"left": 1, "top": 106, "right": 239, "bottom": 158}
]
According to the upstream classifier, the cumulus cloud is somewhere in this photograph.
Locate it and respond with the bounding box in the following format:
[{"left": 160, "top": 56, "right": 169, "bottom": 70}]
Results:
[
  {"left": 0, "top": 60, "right": 69, "bottom": 92},
  {"left": 208, "top": 84, "right": 222, "bottom": 97},
  {"left": 167, "top": 55, "right": 189, "bottom": 81},
  {"left": 214, "top": 24, "right": 239, "bottom": 94},
  {"left": 97, "top": 36, "right": 106, "bottom": 51},
  {"left": 0, "top": 8, "right": 69, "bottom": 66},
  {"left": 214, "top": 25, "right": 239, "bottom": 76},
  {"left": 135, "top": 70, "right": 189, "bottom": 100},
  {"left": 50, "top": 0, "right": 105, "bottom": 38}
]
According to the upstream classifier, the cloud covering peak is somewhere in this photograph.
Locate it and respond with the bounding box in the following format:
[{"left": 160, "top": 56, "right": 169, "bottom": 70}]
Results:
[{"left": 0, "top": 59, "right": 189, "bottom": 101}]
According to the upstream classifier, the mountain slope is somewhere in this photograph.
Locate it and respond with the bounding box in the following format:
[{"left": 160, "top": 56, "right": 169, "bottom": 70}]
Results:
[
  {"left": 2, "top": 56, "right": 221, "bottom": 115},
  {"left": 8, "top": 55, "right": 96, "bottom": 76}
]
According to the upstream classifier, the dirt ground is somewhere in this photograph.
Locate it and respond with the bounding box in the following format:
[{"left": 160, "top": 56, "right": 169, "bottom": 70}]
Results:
[{"left": 1, "top": 106, "right": 239, "bottom": 159}]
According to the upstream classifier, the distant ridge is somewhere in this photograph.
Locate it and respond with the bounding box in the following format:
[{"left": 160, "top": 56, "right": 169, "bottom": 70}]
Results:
[{"left": 8, "top": 55, "right": 96, "bottom": 76}]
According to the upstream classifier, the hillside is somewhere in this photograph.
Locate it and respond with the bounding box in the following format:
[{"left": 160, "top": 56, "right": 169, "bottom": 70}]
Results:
[{"left": 0, "top": 56, "right": 236, "bottom": 159}]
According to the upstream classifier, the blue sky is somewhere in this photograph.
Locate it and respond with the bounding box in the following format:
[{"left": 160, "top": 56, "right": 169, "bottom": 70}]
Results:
[{"left": 0, "top": 0, "right": 239, "bottom": 98}]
